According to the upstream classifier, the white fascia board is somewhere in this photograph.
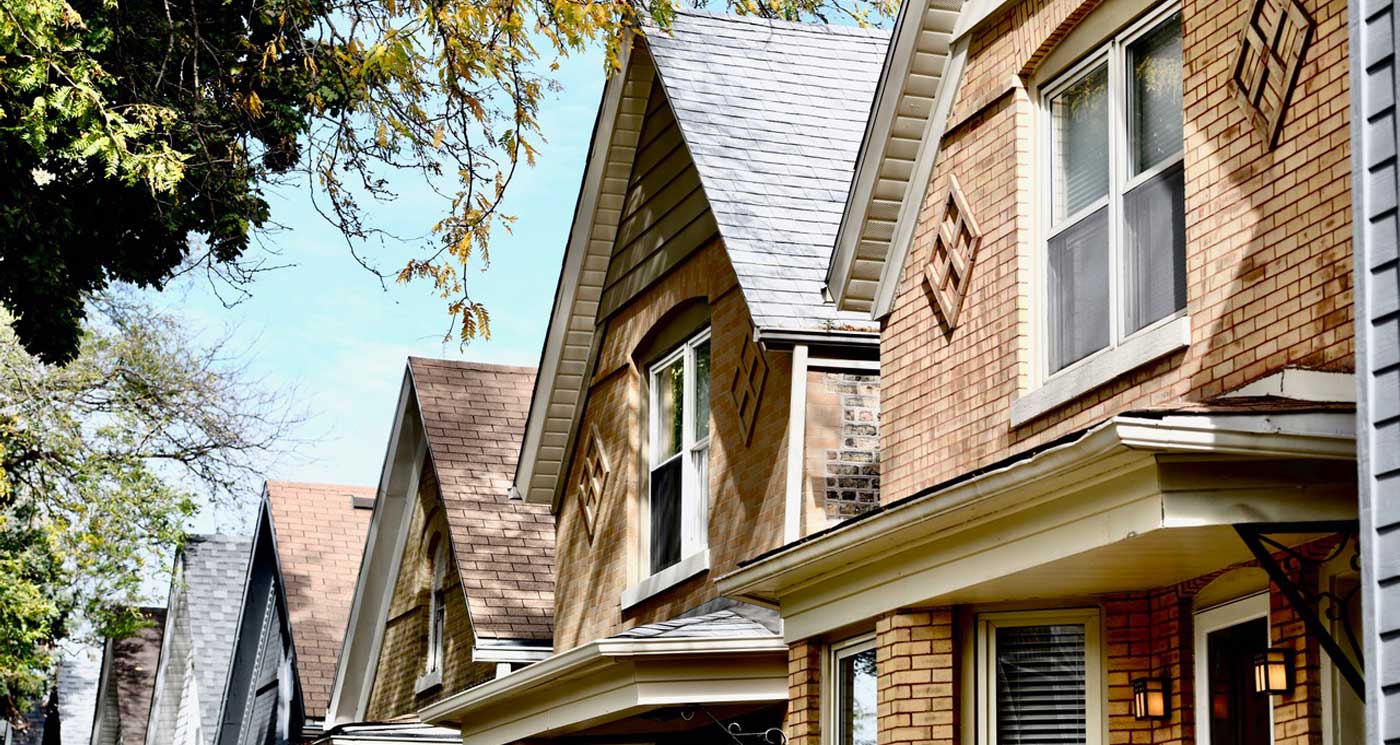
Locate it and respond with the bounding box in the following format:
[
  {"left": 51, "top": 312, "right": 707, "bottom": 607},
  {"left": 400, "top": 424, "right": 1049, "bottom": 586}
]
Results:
[
  {"left": 326, "top": 369, "right": 423, "bottom": 726},
  {"left": 513, "top": 40, "right": 635, "bottom": 508},
  {"left": 951, "top": 0, "right": 1017, "bottom": 40},
  {"left": 716, "top": 411, "right": 1358, "bottom": 606},
  {"left": 826, "top": 0, "right": 930, "bottom": 307},
  {"left": 470, "top": 641, "right": 553, "bottom": 664},
  {"left": 871, "top": 36, "right": 969, "bottom": 320},
  {"left": 418, "top": 636, "right": 786, "bottom": 729}
]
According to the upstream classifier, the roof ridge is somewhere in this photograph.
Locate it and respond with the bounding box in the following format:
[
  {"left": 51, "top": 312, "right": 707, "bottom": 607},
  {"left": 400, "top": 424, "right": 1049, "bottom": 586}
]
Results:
[
  {"left": 407, "top": 356, "right": 538, "bottom": 373},
  {"left": 663, "top": 7, "right": 890, "bottom": 38},
  {"left": 264, "top": 479, "right": 376, "bottom": 491}
]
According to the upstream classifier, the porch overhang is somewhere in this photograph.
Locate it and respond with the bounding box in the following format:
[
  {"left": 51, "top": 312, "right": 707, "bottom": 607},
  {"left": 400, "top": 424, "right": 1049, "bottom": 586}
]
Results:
[
  {"left": 716, "top": 410, "right": 1357, "bottom": 641},
  {"left": 417, "top": 636, "right": 788, "bottom": 745}
]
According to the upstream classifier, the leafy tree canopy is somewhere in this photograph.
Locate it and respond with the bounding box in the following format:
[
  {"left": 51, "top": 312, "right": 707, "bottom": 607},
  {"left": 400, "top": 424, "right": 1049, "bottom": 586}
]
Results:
[
  {"left": 1, "top": 0, "right": 892, "bottom": 364},
  {"left": 0, "top": 292, "right": 294, "bottom": 722}
]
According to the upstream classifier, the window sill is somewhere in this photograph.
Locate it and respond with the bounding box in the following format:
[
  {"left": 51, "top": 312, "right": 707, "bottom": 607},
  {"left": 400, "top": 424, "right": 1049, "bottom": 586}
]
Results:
[
  {"left": 414, "top": 668, "right": 442, "bottom": 695},
  {"left": 1010, "top": 315, "right": 1190, "bottom": 428},
  {"left": 621, "top": 549, "right": 710, "bottom": 610}
]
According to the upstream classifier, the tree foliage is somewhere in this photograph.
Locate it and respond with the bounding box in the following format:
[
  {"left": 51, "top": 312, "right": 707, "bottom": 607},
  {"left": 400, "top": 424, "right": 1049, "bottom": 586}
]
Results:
[
  {"left": 0, "top": 293, "right": 294, "bottom": 723},
  {"left": 1, "top": 0, "right": 894, "bottom": 364}
]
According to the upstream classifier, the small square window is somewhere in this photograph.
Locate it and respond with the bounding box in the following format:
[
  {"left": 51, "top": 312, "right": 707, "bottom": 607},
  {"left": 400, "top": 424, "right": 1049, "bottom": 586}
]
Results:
[{"left": 977, "top": 609, "right": 1102, "bottom": 745}]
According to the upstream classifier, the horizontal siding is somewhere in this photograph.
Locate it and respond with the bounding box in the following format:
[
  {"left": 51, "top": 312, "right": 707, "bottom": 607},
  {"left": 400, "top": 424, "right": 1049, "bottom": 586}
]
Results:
[{"left": 598, "top": 76, "right": 718, "bottom": 319}]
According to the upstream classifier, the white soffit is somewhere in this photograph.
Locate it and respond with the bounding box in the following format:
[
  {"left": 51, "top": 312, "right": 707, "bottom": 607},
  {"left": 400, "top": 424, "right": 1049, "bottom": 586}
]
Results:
[
  {"left": 828, "top": 0, "right": 961, "bottom": 314},
  {"left": 1220, "top": 368, "right": 1356, "bottom": 402}
]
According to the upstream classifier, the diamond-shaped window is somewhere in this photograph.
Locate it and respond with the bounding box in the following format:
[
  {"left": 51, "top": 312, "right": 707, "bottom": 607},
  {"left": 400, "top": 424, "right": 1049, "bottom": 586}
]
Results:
[{"left": 1232, "top": 0, "right": 1315, "bottom": 150}]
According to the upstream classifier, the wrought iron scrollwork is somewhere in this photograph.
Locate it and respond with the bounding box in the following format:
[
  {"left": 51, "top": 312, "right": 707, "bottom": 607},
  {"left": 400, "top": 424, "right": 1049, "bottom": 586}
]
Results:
[
  {"left": 681, "top": 706, "right": 788, "bottom": 745},
  {"left": 1234, "top": 521, "right": 1364, "bottom": 698}
]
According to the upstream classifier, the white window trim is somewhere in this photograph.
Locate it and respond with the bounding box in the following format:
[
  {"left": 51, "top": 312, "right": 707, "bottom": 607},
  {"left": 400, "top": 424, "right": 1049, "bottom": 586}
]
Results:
[
  {"left": 417, "top": 541, "right": 448, "bottom": 692},
  {"left": 1193, "top": 592, "right": 1275, "bottom": 745},
  {"left": 1020, "top": 1, "right": 1187, "bottom": 427},
  {"left": 620, "top": 548, "right": 711, "bottom": 609},
  {"left": 976, "top": 608, "right": 1105, "bottom": 745},
  {"left": 824, "top": 633, "right": 877, "bottom": 745},
  {"left": 629, "top": 328, "right": 711, "bottom": 605}
]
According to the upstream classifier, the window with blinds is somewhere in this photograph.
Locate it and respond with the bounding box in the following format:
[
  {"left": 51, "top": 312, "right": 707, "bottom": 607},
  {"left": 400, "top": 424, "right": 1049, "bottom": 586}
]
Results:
[
  {"left": 979, "top": 610, "right": 1101, "bottom": 745},
  {"left": 994, "top": 624, "right": 1088, "bottom": 745}
]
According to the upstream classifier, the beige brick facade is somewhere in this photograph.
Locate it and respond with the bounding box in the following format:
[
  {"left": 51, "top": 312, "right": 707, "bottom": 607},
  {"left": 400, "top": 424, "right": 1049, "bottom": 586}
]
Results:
[
  {"left": 880, "top": 0, "right": 1354, "bottom": 501},
  {"left": 365, "top": 459, "right": 496, "bottom": 719},
  {"left": 876, "top": 609, "right": 957, "bottom": 745},
  {"left": 551, "top": 239, "right": 793, "bottom": 649}
]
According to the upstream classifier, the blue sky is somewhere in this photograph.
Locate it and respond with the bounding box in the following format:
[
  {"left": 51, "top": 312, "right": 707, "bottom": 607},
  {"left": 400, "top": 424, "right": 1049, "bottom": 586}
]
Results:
[{"left": 149, "top": 47, "right": 606, "bottom": 528}]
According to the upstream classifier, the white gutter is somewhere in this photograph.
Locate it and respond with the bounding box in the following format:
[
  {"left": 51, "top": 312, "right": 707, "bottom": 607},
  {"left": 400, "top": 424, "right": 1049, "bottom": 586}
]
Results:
[
  {"left": 418, "top": 635, "right": 787, "bottom": 725},
  {"left": 717, "top": 411, "right": 1356, "bottom": 601}
]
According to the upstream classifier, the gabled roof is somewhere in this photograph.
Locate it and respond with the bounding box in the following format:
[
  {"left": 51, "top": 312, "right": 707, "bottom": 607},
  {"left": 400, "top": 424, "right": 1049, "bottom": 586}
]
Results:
[
  {"left": 328, "top": 359, "right": 553, "bottom": 727},
  {"left": 515, "top": 11, "right": 891, "bottom": 506},
  {"left": 166, "top": 535, "right": 252, "bottom": 745},
  {"left": 406, "top": 358, "right": 554, "bottom": 640},
  {"left": 645, "top": 11, "right": 891, "bottom": 332},
  {"left": 263, "top": 482, "right": 375, "bottom": 719},
  {"left": 109, "top": 609, "right": 165, "bottom": 745},
  {"left": 826, "top": 0, "right": 962, "bottom": 315}
]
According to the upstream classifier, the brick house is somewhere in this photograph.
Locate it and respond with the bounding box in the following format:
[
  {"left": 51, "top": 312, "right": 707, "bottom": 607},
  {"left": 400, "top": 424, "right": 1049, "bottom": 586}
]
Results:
[
  {"left": 720, "top": 2, "right": 1366, "bottom": 745},
  {"left": 414, "top": 10, "right": 900, "bottom": 744},
  {"left": 326, "top": 359, "right": 553, "bottom": 739}
]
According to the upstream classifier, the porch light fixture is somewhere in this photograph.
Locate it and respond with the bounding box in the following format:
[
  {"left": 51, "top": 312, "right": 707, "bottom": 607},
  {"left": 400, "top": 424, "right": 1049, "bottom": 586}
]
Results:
[
  {"left": 1252, "top": 648, "right": 1293, "bottom": 695},
  {"left": 1131, "top": 676, "right": 1169, "bottom": 721}
]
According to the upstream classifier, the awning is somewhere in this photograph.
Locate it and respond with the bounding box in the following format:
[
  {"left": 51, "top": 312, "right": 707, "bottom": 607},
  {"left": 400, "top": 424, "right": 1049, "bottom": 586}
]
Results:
[
  {"left": 717, "top": 409, "right": 1357, "bottom": 641},
  {"left": 417, "top": 610, "right": 788, "bottom": 745}
]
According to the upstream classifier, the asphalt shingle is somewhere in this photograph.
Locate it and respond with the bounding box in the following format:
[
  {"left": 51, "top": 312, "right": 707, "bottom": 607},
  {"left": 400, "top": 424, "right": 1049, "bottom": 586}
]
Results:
[
  {"left": 407, "top": 358, "right": 555, "bottom": 642},
  {"left": 263, "top": 482, "right": 375, "bottom": 719},
  {"left": 644, "top": 10, "right": 891, "bottom": 333},
  {"left": 181, "top": 535, "right": 252, "bottom": 744},
  {"left": 111, "top": 608, "right": 165, "bottom": 745}
]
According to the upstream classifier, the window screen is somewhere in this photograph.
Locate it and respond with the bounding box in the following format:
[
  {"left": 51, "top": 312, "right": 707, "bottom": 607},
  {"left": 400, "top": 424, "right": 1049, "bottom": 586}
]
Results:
[
  {"left": 649, "top": 457, "right": 682, "bottom": 574},
  {"left": 995, "top": 624, "right": 1088, "bottom": 745}
]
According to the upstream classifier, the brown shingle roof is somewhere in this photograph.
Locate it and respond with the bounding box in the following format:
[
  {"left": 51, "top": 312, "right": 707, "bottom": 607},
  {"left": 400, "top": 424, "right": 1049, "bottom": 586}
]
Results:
[
  {"left": 264, "top": 481, "right": 376, "bottom": 719},
  {"left": 407, "top": 358, "right": 554, "bottom": 642},
  {"left": 113, "top": 608, "right": 165, "bottom": 745}
]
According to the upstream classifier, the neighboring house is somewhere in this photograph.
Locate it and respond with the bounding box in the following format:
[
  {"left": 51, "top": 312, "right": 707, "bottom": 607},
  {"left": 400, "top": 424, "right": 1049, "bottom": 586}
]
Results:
[
  {"left": 327, "top": 359, "right": 552, "bottom": 732},
  {"left": 414, "top": 11, "right": 894, "bottom": 744},
  {"left": 7, "top": 645, "right": 103, "bottom": 745},
  {"left": 145, "top": 536, "right": 251, "bottom": 745},
  {"left": 720, "top": 3, "right": 1367, "bottom": 745},
  {"left": 215, "top": 482, "right": 376, "bottom": 745},
  {"left": 91, "top": 608, "right": 166, "bottom": 745}
]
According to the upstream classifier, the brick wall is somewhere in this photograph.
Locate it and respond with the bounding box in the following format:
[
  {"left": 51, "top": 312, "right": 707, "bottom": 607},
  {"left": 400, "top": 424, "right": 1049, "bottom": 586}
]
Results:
[
  {"left": 551, "top": 239, "right": 792, "bottom": 650},
  {"left": 876, "top": 609, "right": 957, "bottom": 745},
  {"left": 787, "top": 640, "right": 824, "bottom": 745},
  {"left": 365, "top": 459, "right": 496, "bottom": 719},
  {"left": 880, "top": 0, "right": 1354, "bottom": 501},
  {"left": 1103, "top": 590, "right": 1193, "bottom": 745}
]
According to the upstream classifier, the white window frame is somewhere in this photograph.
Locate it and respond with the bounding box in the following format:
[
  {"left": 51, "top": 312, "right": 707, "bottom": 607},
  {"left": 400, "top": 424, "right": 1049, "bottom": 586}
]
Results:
[
  {"left": 976, "top": 608, "right": 1105, "bottom": 745},
  {"left": 623, "top": 328, "right": 711, "bottom": 608},
  {"left": 1016, "top": 1, "right": 1188, "bottom": 427},
  {"left": 1193, "top": 592, "right": 1275, "bottom": 745},
  {"left": 416, "top": 540, "right": 447, "bottom": 692},
  {"left": 825, "top": 634, "right": 878, "bottom": 745}
]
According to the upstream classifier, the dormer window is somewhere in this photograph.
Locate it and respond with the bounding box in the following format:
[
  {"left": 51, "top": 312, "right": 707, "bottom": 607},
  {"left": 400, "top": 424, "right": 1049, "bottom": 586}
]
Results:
[
  {"left": 1041, "top": 5, "right": 1184, "bottom": 375},
  {"left": 647, "top": 329, "right": 711, "bottom": 576}
]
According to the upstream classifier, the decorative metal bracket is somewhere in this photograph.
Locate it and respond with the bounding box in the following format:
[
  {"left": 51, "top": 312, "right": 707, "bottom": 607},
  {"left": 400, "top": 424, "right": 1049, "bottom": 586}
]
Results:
[
  {"left": 1234, "top": 522, "right": 1363, "bottom": 698},
  {"left": 682, "top": 706, "right": 788, "bottom": 745}
]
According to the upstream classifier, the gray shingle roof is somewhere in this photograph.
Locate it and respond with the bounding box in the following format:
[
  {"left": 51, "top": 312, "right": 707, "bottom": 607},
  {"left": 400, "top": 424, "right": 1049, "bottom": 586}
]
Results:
[
  {"left": 181, "top": 535, "right": 252, "bottom": 744},
  {"left": 612, "top": 608, "right": 780, "bottom": 640},
  {"left": 644, "top": 10, "right": 891, "bottom": 333}
]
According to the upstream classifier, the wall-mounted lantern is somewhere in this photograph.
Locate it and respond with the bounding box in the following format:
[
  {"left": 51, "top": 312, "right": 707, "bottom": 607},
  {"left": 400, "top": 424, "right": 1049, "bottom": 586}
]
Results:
[
  {"left": 1252, "top": 648, "right": 1293, "bottom": 695},
  {"left": 1131, "top": 676, "right": 1170, "bottom": 721}
]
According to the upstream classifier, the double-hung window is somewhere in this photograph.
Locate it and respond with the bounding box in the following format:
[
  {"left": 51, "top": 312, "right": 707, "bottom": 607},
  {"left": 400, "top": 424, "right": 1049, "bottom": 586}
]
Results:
[
  {"left": 977, "top": 609, "right": 1102, "bottom": 745},
  {"left": 1041, "top": 6, "right": 1185, "bottom": 375},
  {"left": 647, "top": 329, "right": 711, "bottom": 577},
  {"left": 829, "top": 636, "right": 877, "bottom": 745}
]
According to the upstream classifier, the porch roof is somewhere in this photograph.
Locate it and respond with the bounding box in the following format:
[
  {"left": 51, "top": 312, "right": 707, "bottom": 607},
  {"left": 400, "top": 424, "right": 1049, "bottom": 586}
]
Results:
[{"left": 716, "top": 407, "right": 1358, "bottom": 641}]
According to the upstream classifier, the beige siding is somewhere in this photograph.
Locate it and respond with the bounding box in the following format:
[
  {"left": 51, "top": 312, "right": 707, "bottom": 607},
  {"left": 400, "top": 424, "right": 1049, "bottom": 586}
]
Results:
[{"left": 599, "top": 76, "right": 720, "bottom": 319}]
